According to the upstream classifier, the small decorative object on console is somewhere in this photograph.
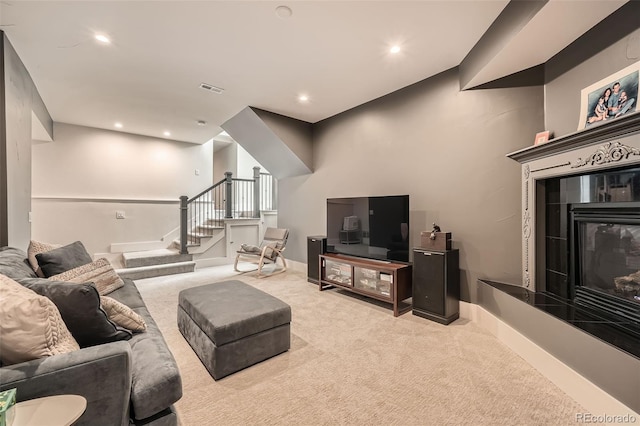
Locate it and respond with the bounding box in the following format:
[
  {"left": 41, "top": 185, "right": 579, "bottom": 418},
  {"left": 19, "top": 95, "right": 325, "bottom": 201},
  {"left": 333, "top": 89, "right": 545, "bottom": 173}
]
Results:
[
  {"left": 420, "top": 223, "right": 451, "bottom": 251},
  {"left": 0, "top": 388, "right": 16, "bottom": 426},
  {"left": 534, "top": 130, "right": 551, "bottom": 146}
]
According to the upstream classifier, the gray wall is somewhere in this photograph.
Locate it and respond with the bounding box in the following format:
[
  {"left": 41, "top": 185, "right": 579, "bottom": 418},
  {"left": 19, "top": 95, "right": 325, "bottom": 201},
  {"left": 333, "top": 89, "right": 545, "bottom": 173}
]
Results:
[
  {"left": 253, "top": 108, "right": 313, "bottom": 172},
  {"left": 279, "top": 68, "right": 544, "bottom": 302},
  {"left": 1, "top": 33, "right": 52, "bottom": 251},
  {"left": 545, "top": 3, "right": 640, "bottom": 137}
]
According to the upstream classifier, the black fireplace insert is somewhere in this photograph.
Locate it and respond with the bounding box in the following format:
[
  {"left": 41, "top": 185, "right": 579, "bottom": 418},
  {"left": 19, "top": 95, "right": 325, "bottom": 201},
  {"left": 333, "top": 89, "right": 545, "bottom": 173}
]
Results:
[{"left": 570, "top": 203, "right": 640, "bottom": 334}]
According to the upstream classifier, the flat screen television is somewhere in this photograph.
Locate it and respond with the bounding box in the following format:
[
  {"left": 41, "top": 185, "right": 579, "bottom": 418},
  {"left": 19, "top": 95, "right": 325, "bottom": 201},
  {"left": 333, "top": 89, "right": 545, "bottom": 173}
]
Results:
[{"left": 326, "top": 195, "right": 409, "bottom": 263}]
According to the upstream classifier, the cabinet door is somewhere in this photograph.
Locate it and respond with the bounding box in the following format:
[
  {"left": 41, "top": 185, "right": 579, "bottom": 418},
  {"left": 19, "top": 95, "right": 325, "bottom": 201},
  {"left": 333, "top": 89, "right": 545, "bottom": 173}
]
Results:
[{"left": 413, "top": 251, "right": 445, "bottom": 315}]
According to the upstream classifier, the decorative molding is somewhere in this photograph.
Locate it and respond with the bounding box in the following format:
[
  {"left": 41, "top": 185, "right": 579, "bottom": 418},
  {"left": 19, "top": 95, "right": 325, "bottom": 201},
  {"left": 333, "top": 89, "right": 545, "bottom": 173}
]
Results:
[
  {"left": 524, "top": 164, "right": 530, "bottom": 179},
  {"left": 507, "top": 111, "right": 640, "bottom": 164},
  {"left": 530, "top": 162, "right": 571, "bottom": 173},
  {"left": 571, "top": 142, "right": 640, "bottom": 169},
  {"left": 32, "top": 196, "right": 180, "bottom": 204}
]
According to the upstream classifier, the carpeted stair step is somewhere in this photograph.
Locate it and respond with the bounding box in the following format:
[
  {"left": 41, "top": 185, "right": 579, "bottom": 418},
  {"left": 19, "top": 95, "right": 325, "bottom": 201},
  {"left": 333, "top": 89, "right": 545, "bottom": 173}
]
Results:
[
  {"left": 195, "top": 224, "right": 223, "bottom": 233},
  {"left": 116, "top": 261, "right": 196, "bottom": 280},
  {"left": 122, "top": 249, "right": 193, "bottom": 268}
]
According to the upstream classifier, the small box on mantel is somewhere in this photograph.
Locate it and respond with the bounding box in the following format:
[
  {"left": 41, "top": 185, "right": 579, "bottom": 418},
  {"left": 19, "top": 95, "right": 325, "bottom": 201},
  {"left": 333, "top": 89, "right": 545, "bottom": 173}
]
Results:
[
  {"left": 0, "top": 388, "right": 16, "bottom": 426},
  {"left": 420, "top": 231, "right": 452, "bottom": 251}
]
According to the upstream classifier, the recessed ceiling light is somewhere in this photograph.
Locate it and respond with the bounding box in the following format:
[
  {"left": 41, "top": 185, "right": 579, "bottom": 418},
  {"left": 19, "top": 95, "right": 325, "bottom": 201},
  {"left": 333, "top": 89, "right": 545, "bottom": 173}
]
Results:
[
  {"left": 163, "top": 131, "right": 171, "bottom": 137},
  {"left": 298, "top": 94, "right": 309, "bottom": 103},
  {"left": 114, "top": 122, "right": 123, "bottom": 129},
  {"left": 390, "top": 45, "right": 401, "bottom": 54},
  {"left": 95, "top": 34, "right": 111, "bottom": 44},
  {"left": 275, "top": 5, "right": 293, "bottom": 19},
  {"left": 196, "top": 120, "right": 207, "bottom": 126}
]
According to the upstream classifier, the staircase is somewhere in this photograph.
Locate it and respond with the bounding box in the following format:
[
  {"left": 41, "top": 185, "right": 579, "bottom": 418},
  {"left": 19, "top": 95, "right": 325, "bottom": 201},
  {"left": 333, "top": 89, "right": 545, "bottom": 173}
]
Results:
[
  {"left": 113, "top": 168, "right": 276, "bottom": 280},
  {"left": 116, "top": 249, "right": 196, "bottom": 280}
]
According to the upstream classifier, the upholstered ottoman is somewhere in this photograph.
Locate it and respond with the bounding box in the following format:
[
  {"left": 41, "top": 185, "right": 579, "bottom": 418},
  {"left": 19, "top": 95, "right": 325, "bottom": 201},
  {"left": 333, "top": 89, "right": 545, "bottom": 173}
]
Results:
[{"left": 177, "top": 280, "right": 291, "bottom": 380}]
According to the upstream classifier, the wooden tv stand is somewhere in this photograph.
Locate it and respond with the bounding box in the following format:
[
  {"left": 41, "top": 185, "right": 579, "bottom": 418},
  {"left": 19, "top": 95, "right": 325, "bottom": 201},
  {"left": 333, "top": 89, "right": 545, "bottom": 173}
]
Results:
[{"left": 318, "top": 253, "right": 412, "bottom": 316}]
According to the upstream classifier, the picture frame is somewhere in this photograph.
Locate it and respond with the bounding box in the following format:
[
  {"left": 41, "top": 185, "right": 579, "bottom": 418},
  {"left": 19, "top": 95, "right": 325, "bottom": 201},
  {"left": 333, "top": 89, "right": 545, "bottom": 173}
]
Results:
[
  {"left": 534, "top": 130, "right": 551, "bottom": 146},
  {"left": 578, "top": 61, "right": 640, "bottom": 130}
]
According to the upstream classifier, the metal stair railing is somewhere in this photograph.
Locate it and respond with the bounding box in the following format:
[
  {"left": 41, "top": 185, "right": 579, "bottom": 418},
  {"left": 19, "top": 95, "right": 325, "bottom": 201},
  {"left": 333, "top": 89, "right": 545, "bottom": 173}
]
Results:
[{"left": 179, "top": 168, "right": 273, "bottom": 254}]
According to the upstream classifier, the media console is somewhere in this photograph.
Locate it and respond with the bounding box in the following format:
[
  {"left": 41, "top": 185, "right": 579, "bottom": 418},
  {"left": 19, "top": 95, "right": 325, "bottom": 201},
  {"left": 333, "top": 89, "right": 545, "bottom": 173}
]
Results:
[{"left": 318, "top": 253, "right": 412, "bottom": 316}]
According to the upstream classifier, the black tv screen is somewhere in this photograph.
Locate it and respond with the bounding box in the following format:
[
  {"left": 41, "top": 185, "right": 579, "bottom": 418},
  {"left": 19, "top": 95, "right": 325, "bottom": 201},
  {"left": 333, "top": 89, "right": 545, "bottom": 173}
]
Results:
[{"left": 326, "top": 195, "right": 409, "bottom": 263}]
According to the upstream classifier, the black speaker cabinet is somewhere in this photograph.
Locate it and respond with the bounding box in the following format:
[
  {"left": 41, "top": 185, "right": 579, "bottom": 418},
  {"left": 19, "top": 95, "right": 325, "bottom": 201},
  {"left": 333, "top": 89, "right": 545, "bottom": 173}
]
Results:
[
  {"left": 307, "top": 236, "right": 327, "bottom": 284},
  {"left": 412, "top": 248, "right": 459, "bottom": 325}
]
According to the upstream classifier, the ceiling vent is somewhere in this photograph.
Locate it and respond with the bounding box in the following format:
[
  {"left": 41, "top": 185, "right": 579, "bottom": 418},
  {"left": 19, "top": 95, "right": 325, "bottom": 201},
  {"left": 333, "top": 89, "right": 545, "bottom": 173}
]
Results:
[{"left": 199, "top": 83, "right": 224, "bottom": 94}]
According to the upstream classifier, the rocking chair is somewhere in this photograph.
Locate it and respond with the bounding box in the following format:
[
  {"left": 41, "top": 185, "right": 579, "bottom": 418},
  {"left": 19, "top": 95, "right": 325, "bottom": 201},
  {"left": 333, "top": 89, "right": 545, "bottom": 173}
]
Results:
[{"left": 234, "top": 228, "right": 289, "bottom": 278}]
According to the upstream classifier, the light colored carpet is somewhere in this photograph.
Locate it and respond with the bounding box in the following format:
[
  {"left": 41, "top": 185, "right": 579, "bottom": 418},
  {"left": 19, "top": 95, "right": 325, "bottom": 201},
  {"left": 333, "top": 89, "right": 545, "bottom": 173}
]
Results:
[{"left": 135, "top": 264, "right": 584, "bottom": 425}]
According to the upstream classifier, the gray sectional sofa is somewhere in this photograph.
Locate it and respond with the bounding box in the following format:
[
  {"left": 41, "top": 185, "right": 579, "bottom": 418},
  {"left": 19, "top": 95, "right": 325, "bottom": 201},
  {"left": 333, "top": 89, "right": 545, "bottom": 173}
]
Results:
[{"left": 0, "top": 247, "right": 182, "bottom": 426}]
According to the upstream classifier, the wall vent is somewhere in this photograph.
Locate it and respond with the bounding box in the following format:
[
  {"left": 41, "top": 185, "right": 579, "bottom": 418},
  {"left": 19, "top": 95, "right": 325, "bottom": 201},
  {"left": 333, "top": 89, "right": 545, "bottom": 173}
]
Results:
[{"left": 199, "top": 83, "right": 224, "bottom": 94}]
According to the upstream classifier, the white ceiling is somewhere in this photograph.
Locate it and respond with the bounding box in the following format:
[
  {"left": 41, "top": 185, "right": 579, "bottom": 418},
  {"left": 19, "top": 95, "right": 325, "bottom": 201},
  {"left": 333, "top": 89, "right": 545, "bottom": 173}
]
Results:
[{"left": 0, "top": 1, "right": 627, "bottom": 144}]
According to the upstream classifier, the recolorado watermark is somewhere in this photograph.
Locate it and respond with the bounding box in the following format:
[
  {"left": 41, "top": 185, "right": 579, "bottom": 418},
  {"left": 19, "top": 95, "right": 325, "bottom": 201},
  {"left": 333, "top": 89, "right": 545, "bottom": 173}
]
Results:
[{"left": 576, "top": 413, "right": 637, "bottom": 423}]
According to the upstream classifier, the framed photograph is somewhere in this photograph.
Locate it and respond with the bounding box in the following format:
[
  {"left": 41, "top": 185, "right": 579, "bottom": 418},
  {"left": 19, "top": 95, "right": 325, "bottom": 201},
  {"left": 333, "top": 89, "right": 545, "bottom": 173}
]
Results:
[
  {"left": 534, "top": 130, "right": 551, "bottom": 146},
  {"left": 578, "top": 61, "right": 640, "bottom": 130}
]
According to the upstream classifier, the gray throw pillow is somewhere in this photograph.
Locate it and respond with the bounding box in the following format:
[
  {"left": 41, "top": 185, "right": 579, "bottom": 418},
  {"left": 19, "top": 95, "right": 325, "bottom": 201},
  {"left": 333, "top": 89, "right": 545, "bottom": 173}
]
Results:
[
  {"left": 17, "top": 277, "right": 132, "bottom": 347},
  {"left": 35, "top": 241, "right": 93, "bottom": 277}
]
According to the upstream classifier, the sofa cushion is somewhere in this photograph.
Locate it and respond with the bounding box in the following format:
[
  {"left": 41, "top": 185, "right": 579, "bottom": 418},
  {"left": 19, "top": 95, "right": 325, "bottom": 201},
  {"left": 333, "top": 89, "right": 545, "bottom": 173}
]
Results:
[
  {"left": 0, "top": 247, "right": 38, "bottom": 280},
  {"left": 0, "top": 275, "right": 79, "bottom": 365},
  {"left": 35, "top": 241, "right": 93, "bottom": 277},
  {"left": 27, "top": 240, "right": 62, "bottom": 277},
  {"left": 108, "top": 278, "right": 147, "bottom": 309},
  {"left": 101, "top": 296, "right": 146, "bottom": 332},
  {"left": 49, "top": 258, "right": 124, "bottom": 295},
  {"left": 127, "top": 306, "right": 182, "bottom": 420},
  {"left": 17, "top": 278, "right": 132, "bottom": 347}
]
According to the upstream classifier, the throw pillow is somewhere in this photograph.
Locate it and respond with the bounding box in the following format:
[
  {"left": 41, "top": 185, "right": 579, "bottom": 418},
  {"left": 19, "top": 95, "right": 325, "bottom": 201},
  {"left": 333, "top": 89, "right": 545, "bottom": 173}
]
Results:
[
  {"left": 27, "top": 240, "right": 62, "bottom": 277},
  {"left": 17, "top": 277, "right": 132, "bottom": 347},
  {"left": 240, "top": 244, "right": 261, "bottom": 253},
  {"left": 35, "top": 241, "right": 93, "bottom": 278},
  {"left": 49, "top": 258, "right": 124, "bottom": 295},
  {"left": 0, "top": 275, "right": 79, "bottom": 365},
  {"left": 100, "top": 296, "right": 147, "bottom": 332}
]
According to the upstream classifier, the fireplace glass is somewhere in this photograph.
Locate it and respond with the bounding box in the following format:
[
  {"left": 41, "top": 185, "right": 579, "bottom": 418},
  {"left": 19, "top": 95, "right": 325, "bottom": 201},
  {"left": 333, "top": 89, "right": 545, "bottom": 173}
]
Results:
[{"left": 577, "top": 221, "right": 640, "bottom": 305}]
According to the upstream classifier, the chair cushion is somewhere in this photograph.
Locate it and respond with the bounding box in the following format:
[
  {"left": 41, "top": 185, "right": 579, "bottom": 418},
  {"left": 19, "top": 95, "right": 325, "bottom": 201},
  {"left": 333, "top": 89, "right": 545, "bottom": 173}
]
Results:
[{"left": 178, "top": 280, "right": 291, "bottom": 346}]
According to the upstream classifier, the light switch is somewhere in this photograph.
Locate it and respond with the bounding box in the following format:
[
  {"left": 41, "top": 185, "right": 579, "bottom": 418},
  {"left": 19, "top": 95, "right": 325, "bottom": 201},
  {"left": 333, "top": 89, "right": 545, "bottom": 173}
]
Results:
[
  {"left": 116, "top": 211, "right": 126, "bottom": 219},
  {"left": 194, "top": 169, "right": 200, "bottom": 176}
]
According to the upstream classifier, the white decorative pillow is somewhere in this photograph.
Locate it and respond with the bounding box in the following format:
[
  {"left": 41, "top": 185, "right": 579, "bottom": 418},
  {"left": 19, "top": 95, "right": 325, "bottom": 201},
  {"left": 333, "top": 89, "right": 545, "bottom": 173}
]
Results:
[
  {"left": 240, "top": 244, "right": 261, "bottom": 253},
  {"left": 49, "top": 258, "right": 124, "bottom": 295},
  {"left": 100, "top": 296, "right": 147, "bottom": 332},
  {"left": 0, "top": 274, "right": 79, "bottom": 365},
  {"left": 27, "top": 240, "right": 61, "bottom": 277}
]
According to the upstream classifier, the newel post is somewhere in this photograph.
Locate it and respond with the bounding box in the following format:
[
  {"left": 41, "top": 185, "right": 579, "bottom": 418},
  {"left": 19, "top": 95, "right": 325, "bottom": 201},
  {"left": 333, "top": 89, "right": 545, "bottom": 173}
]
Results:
[
  {"left": 179, "top": 195, "right": 188, "bottom": 255},
  {"left": 224, "top": 172, "right": 233, "bottom": 219},
  {"left": 253, "top": 166, "right": 261, "bottom": 218}
]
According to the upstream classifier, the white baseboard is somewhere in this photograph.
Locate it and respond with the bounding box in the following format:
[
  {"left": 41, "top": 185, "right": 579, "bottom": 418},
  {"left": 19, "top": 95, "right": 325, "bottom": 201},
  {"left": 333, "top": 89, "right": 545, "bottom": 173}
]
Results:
[
  {"left": 460, "top": 302, "right": 638, "bottom": 418},
  {"left": 286, "top": 259, "right": 307, "bottom": 274},
  {"left": 193, "top": 257, "right": 235, "bottom": 269}
]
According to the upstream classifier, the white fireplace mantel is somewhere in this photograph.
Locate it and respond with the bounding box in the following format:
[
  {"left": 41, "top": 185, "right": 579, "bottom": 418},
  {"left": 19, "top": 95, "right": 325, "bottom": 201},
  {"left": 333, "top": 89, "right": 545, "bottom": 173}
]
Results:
[{"left": 507, "top": 112, "right": 640, "bottom": 290}]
